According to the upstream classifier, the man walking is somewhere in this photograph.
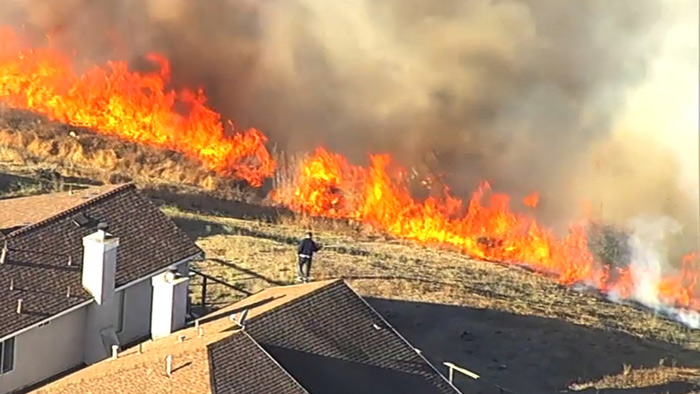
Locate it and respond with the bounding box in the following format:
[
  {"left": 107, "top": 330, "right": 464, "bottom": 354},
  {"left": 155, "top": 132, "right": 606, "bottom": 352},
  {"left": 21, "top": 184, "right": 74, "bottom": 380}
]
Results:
[{"left": 297, "top": 231, "right": 321, "bottom": 282}]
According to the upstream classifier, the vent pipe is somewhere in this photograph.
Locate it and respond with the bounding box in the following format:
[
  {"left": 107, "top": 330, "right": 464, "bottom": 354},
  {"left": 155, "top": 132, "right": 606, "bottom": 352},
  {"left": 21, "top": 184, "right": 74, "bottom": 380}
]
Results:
[
  {"left": 1, "top": 241, "right": 7, "bottom": 264},
  {"left": 165, "top": 355, "right": 173, "bottom": 377}
]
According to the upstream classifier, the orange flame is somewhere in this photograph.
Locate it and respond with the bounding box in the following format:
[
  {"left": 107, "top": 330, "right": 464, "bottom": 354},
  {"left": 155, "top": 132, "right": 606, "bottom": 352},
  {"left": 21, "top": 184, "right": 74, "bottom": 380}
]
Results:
[
  {"left": 523, "top": 192, "right": 539, "bottom": 208},
  {"left": 273, "top": 147, "right": 700, "bottom": 311},
  {"left": 0, "top": 28, "right": 275, "bottom": 186}
]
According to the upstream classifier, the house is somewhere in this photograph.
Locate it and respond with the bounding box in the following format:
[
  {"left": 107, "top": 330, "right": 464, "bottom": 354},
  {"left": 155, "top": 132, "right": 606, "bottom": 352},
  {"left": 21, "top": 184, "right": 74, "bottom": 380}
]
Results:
[
  {"left": 0, "top": 184, "right": 203, "bottom": 393},
  {"left": 30, "top": 279, "right": 462, "bottom": 394}
]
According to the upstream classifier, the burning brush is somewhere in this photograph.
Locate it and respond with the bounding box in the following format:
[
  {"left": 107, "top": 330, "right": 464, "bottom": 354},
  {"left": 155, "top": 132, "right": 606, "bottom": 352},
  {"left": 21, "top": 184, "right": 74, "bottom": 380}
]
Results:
[{"left": 0, "top": 26, "right": 698, "bottom": 328}]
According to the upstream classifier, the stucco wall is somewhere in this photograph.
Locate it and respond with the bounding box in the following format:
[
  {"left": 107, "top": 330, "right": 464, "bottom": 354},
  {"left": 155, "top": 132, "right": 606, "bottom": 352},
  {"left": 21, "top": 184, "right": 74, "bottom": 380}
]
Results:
[
  {"left": 0, "top": 306, "right": 86, "bottom": 394},
  {"left": 118, "top": 280, "right": 152, "bottom": 345}
]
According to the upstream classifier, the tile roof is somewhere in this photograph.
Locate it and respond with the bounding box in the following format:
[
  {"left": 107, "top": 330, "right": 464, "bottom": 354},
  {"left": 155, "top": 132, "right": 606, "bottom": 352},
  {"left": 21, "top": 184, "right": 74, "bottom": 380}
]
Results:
[
  {"left": 33, "top": 280, "right": 460, "bottom": 394},
  {"left": 0, "top": 184, "right": 203, "bottom": 339}
]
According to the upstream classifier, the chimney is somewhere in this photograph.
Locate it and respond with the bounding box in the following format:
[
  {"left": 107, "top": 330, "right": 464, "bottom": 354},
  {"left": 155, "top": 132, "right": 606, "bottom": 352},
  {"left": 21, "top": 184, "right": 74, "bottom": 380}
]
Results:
[
  {"left": 151, "top": 265, "right": 190, "bottom": 339},
  {"left": 82, "top": 229, "right": 119, "bottom": 305}
]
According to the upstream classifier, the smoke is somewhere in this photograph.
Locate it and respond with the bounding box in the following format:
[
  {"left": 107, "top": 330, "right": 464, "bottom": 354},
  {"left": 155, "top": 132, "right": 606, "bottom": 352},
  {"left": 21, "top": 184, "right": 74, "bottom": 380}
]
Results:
[
  {"left": 1, "top": 1, "right": 697, "bottom": 249},
  {"left": 606, "top": 215, "right": 699, "bottom": 328}
]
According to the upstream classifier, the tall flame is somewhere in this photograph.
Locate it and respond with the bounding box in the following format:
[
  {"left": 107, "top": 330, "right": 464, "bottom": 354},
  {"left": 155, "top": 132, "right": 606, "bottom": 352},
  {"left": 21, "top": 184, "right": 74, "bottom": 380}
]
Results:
[
  {"left": 0, "top": 28, "right": 275, "bottom": 186},
  {"left": 0, "top": 27, "right": 697, "bottom": 317},
  {"left": 272, "top": 147, "right": 700, "bottom": 312}
]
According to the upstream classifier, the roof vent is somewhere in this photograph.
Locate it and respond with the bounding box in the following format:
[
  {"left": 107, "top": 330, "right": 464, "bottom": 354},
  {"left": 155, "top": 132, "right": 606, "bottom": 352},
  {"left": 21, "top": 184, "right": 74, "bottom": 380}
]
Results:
[
  {"left": 165, "top": 355, "right": 173, "bottom": 377},
  {"left": 97, "top": 222, "right": 109, "bottom": 231},
  {"left": 230, "top": 309, "right": 249, "bottom": 329},
  {"left": 0, "top": 241, "right": 7, "bottom": 264},
  {"left": 72, "top": 212, "right": 93, "bottom": 228},
  {"left": 164, "top": 265, "right": 181, "bottom": 282},
  {"left": 16, "top": 299, "right": 23, "bottom": 314}
]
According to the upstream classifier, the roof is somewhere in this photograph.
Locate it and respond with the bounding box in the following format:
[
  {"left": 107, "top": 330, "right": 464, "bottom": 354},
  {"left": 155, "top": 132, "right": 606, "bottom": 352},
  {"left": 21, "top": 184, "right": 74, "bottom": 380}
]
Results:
[
  {"left": 0, "top": 185, "right": 123, "bottom": 232},
  {"left": 208, "top": 332, "right": 309, "bottom": 394},
  {"left": 244, "top": 280, "right": 459, "bottom": 394},
  {"left": 33, "top": 280, "right": 460, "bottom": 394},
  {"left": 0, "top": 183, "right": 203, "bottom": 339}
]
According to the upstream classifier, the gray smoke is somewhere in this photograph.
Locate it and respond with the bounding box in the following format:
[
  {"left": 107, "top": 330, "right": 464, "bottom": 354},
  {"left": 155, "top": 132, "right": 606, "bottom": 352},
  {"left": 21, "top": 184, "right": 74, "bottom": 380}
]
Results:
[{"left": 2, "top": 0, "right": 698, "bottom": 255}]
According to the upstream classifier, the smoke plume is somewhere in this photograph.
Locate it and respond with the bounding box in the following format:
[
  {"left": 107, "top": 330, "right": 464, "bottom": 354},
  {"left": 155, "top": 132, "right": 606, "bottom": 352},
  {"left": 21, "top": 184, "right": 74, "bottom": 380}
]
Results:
[
  {"left": 2, "top": 0, "right": 697, "bottom": 254},
  {"left": 607, "top": 215, "right": 699, "bottom": 328}
]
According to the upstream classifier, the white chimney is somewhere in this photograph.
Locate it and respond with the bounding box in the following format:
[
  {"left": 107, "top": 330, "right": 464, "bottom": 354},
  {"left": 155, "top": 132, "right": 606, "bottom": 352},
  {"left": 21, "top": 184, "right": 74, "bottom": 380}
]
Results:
[
  {"left": 82, "top": 229, "right": 119, "bottom": 305},
  {"left": 151, "top": 266, "right": 190, "bottom": 339}
]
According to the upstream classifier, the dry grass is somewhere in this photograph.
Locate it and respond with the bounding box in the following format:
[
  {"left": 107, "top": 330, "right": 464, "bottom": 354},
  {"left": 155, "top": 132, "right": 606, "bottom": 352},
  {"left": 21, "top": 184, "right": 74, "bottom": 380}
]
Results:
[
  {"left": 569, "top": 365, "right": 700, "bottom": 392},
  {"left": 1, "top": 109, "right": 698, "bottom": 392},
  {"left": 163, "top": 206, "right": 700, "bottom": 393},
  {"left": 0, "top": 107, "right": 262, "bottom": 197},
  {"left": 165, "top": 206, "right": 697, "bottom": 345}
]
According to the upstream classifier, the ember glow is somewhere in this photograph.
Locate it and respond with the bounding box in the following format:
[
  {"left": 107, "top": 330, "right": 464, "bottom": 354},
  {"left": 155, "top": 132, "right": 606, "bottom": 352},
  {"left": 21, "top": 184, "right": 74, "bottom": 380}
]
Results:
[
  {"left": 272, "top": 148, "right": 700, "bottom": 314},
  {"left": 0, "top": 28, "right": 275, "bottom": 186}
]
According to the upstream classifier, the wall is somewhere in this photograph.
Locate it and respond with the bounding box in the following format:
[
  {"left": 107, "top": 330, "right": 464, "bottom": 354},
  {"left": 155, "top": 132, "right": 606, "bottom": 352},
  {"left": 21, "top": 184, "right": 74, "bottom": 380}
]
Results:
[
  {"left": 82, "top": 292, "right": 121, "bottom": 365},
  {"left": 0, "top": 259, "right": 193, "bottom": 392},
  {"left": 117, "top": 280, "right": 152, "bottom": 345},
  {"left": 0, "top": 306, "right": 86, "bottom": 394}
]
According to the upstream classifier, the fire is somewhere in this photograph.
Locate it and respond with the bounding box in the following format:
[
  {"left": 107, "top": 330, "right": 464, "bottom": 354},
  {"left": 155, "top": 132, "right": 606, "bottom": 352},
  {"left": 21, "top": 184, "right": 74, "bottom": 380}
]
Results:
[
  {"left": 0, "top": 28, "right": 275, "bottom": 186},
  {"left": 523, "top": 192, "right": 539, "bottom": 208},
  {"left": 0, "top": 27, "right": 697, "bottom": 315},
  {"left": 273, "top": 147, "right": 700, "bottom": 311}
]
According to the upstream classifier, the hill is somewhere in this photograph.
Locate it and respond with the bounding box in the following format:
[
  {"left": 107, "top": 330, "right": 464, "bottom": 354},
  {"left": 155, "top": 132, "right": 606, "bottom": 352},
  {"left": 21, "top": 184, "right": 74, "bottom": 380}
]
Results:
[{"left": 0, "top": 112, "right": 698, "bottom": 393}]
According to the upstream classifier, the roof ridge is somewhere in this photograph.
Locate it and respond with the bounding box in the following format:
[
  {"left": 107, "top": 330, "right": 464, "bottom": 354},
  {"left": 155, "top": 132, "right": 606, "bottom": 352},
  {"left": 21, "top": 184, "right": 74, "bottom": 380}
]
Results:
[
  {"left": 347, "top": 284, "right": 463, "bottom": 392},
  {"left": 5, "top": 183, "right": 136, "bottom": 239}
]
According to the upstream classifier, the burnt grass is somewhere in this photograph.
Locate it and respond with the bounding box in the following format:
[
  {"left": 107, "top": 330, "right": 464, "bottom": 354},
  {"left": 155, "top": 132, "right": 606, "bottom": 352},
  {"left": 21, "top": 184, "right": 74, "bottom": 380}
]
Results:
[{"left": 1, "top": 110, "right": 699, "bottom": 393}]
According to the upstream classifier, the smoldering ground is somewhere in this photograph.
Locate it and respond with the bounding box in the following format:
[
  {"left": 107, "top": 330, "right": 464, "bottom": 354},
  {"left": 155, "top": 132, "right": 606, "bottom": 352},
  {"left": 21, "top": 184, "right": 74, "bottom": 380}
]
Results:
[{"left": 2, "top": 0, "right": 698, "bottom": 254}]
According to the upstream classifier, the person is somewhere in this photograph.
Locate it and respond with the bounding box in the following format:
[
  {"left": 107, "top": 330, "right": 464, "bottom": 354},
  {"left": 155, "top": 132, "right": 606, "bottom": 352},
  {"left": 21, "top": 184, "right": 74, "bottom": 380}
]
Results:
[{"left": 297, "top": 231, "right": 321, "bottom": 282}]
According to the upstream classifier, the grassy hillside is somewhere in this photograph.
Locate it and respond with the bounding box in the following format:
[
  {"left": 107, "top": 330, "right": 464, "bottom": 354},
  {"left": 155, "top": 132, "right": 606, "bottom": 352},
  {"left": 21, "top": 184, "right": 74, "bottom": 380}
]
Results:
[
  {"left": 164, "top": 206, "right": 700, "bottom": 393},
  {"left": 1, "top": 111, "right": 698, "bottom": 393}
]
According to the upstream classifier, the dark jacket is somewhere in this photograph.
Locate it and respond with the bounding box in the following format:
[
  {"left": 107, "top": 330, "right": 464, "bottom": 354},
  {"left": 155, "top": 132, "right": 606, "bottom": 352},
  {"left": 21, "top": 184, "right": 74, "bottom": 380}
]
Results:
[{"left": 297, "top": 238, "right": 321, "bottom": 258}]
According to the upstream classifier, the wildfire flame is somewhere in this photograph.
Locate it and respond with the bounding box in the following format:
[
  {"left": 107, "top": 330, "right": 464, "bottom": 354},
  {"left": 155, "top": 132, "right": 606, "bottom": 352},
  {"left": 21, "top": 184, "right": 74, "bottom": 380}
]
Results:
[
  {"left": 0, "top": 28, "right": 275, "bottom": 186},
  {"left": 272, "top": 147, "right": 700, "bottom": 312},
  {"left": 0, "top": 27, "right": 698, "bottom": 317}
]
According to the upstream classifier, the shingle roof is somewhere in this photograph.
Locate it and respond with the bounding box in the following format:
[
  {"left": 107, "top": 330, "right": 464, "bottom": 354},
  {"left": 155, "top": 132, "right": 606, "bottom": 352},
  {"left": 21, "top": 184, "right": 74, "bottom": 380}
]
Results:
[
  {"left": 0, "top": 184, "right": 203, "bottom": 339},
  {"left": 245, "top": 281, "right": 459, "bottom": 394},
  {"left": 32, "top": 280, "right": 460, "bottom": 394},
  {"left": 32, "top": 280, "right": 336, "bottom": 394},
  {"left": 0, "top": 185, "right": 123, "bottom": 232},
  {"left": 208, "top": 332, "right": 309, "bottom": 394}
]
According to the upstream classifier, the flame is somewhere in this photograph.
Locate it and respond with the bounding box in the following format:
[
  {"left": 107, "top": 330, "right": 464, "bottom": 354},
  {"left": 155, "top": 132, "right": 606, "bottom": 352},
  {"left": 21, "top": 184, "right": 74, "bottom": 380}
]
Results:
[
  {"left": 0, "top": 28, "right": 275, "bottom": 186},
  {"left": 523, "top": 192, "right": 539, "bottom": 208},
  {"left": 273, "top": 147, "right": 700, "bottom": 311},
  {"left": 0, "top": 27, "right": 697, "bottom": 314}
]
